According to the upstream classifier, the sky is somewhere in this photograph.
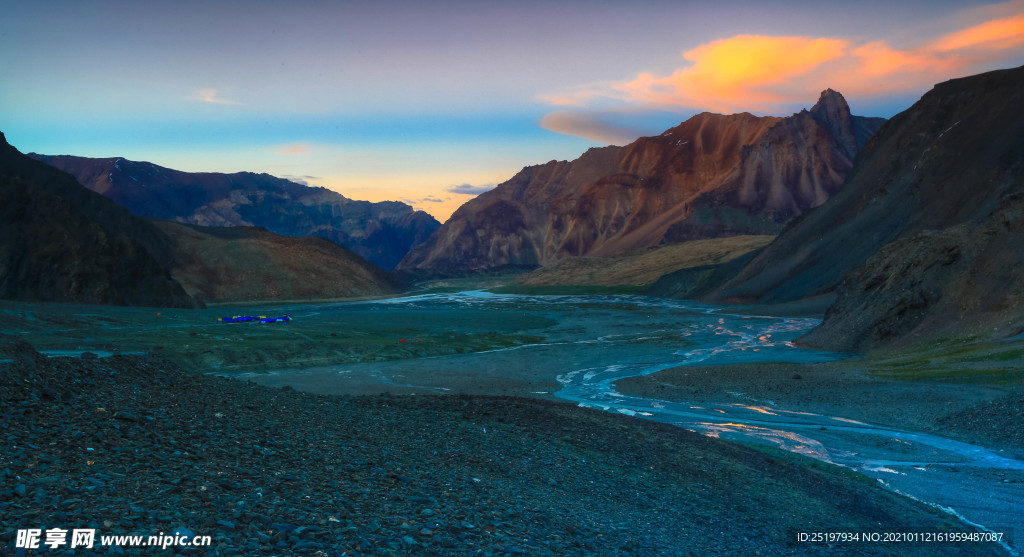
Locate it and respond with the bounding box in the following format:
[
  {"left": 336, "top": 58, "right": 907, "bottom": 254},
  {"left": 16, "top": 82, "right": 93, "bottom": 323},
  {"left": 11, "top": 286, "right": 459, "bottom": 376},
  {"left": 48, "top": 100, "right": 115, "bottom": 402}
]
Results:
[{"left": 2, "top": 0, "right": 1023, "bottom": 222}]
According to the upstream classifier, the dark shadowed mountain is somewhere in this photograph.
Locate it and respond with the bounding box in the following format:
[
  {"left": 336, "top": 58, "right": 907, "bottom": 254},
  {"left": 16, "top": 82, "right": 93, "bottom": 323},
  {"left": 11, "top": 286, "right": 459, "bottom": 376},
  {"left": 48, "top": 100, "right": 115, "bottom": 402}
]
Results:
[
  {"left": 398, "top": 90, "right": 884, "bottom": 275},
  {"left": 155, "top": 221, "right": 401, "bottom": 303},
  {"left": 27, "top": 155, "right": 441, "bottom": 270},
  {"left": 0, "top": 132, "right": 198, "bottom": 307},
  {"left": 694, "top": 65, "right": 1024, "bottom": 352}
]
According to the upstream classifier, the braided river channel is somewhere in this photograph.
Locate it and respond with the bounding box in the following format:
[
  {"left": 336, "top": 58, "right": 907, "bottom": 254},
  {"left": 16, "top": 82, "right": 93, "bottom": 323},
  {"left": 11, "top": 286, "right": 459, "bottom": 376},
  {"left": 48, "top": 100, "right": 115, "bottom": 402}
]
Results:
[{"left": 247, "top": 292, "right": 1023, "bottom": 553}]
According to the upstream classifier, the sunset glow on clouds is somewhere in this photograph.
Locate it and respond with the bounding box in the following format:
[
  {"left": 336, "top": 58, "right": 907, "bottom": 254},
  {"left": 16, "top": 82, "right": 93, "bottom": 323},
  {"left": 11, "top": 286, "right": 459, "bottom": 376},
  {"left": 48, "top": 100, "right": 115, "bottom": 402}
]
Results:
[
  {"left": 541, "top": 12, "right": 1024, "bottom": 142},
  {"left": 933, "top": 12, "right": 1024, "bottom": 51},
  {"left": 617, "top": 36, "right": 846, "bottom": 112}
]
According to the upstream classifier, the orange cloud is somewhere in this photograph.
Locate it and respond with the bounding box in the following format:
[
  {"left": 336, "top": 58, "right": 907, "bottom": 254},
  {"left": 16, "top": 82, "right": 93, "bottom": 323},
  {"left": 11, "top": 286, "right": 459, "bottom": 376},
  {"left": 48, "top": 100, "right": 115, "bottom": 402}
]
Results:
[
  {"left": 625, "top": 36, "right": 847, "bottom": 112},
  {"left": 540, "top": 12, "right": 1024, "bottom": 136},
  {"left": 850, "top": 41, "right": 946, "bottom": 78},
  {"left": 933, "top": 13, "right": 1024, "bottom": 51},
  {"left": 836, "top": 12, "right": 1024, "bottom": 95}
]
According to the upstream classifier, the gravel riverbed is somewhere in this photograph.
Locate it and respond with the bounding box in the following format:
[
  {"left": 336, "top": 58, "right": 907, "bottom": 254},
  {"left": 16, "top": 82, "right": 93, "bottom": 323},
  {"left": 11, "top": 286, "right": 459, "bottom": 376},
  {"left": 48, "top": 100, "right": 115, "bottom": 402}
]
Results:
[
  {"left": 1, "top": 340, "right": 1006, "bottom": 556},
  {"left": 615, "top": 360, "right": 1024, "bottom": 458}
]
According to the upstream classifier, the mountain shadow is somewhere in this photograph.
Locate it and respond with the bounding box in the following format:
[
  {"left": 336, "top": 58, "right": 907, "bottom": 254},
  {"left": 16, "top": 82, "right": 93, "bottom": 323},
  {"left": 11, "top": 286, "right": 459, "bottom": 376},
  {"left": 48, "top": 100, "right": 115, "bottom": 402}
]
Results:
[{"left": 0, "top": 132, "right": 198, "bottom": 308}]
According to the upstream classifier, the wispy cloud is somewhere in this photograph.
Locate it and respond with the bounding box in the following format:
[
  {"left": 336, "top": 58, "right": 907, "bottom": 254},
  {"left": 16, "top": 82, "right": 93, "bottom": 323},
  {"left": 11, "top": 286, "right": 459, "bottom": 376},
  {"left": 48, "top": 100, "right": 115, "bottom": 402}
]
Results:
[
  {"left": 539, "top": 111, "right": 652, "bottom": 145},
  {"left": 188, "top": 88, "right": 240, "bottom": 105},
  {"left": 540, "top": 12, "right": 1024, "bottom": 141},
  {"left": 274, "top": 142, "right": 311, "bottom": 156},
  {"left": 933, "top": 13, "right": 1024, "bottom": 51},
  {"left": 402, "top": 196, "right": 446, "bottom": 204},
  {"left": 447, "top": 183, "right": 496, "bottom": 195},
  {"left": 279, "top": 174, "right": 319, "bottom": 186}
]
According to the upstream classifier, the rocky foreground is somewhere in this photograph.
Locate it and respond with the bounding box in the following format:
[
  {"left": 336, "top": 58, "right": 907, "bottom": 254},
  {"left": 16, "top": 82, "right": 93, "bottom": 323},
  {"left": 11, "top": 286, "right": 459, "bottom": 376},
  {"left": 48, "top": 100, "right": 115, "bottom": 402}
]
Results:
[{"left": 1, "top": 341, "right": 1005, "bottom": 556}]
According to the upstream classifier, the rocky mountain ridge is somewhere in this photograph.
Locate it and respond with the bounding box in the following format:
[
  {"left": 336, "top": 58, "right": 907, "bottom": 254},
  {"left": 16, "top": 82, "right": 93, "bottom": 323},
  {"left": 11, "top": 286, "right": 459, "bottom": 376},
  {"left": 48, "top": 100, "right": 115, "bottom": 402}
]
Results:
[
  {"left": 694, "top": 65, "right": 1024, "bottom": 351},
  {"left": 399, "top": 90, "right": 884, "bottom": 275},
  {"left": 28, "top": 155, "right": 440, "bottom": 270}
]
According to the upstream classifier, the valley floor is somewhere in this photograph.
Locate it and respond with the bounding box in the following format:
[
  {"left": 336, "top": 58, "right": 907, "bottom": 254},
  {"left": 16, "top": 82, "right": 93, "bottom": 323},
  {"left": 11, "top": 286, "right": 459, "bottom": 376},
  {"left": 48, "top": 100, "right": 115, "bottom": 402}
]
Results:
[
  {"left": 0, "top": 342, "right": 1007, "bottom": 556},
  {"left": 2, "top": 296, "right": 1021, "bottom": 555}
]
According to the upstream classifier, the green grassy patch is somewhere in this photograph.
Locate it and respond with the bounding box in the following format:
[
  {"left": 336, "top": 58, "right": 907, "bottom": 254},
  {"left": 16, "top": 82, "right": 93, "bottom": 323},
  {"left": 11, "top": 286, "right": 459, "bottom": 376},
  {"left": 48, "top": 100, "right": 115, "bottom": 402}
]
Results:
[
  {"left": 0, "top": 299, "right": 555, "bottom": 373},
  {"left": 163, "top": 330, "right": 548, "bottom": 372},
  {"left": 866, "top": 337, "right": 1024, "bottom": 384}
]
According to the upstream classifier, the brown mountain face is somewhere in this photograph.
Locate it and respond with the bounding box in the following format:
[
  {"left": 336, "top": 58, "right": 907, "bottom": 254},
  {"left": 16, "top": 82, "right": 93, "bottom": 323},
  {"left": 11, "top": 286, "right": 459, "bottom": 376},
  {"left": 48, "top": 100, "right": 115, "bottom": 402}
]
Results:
[
  {"left": 154, "top": 221, "right": 401, "bottom": 303},
  {"left": 0, "top": 133, "right": 198, "bottom": 308},
  {"left": 664, "top": 90, "right": 885, "bottom": 242},
  {"left": 26, "top": 155, "right": 440, "bottom": 270},
  {"left": 700, "top": 65, "right": 1024, "bottom": 352},
  {"left": 398, "top": 91, "right": 883, "bottom": 275}
]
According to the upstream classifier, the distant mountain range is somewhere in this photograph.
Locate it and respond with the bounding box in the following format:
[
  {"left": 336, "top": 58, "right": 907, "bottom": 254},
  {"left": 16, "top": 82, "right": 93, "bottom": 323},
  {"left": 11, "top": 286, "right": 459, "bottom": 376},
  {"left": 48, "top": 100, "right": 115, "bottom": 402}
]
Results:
[
  {"left": 27, "top": 155, "right": 440, "bottom": 270},
  {"left": 0, "top": 135, "right": 403, "bottom": 306},
  {"left": 398, "top": 90, "right": 884, "bottom": 275},
  {"left": 661, "top": 65, "right": 1024, "bottom": 351},
  {"left": 11, "top": 62, "right": 1022, "bottom": 353}
]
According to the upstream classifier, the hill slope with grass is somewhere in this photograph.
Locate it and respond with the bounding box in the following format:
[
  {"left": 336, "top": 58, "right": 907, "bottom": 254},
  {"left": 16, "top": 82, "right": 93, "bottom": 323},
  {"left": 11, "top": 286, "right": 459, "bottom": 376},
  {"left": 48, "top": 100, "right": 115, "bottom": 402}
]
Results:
[
  {"left": 154, "top": 221, "right": 401, "bottom": 303},
  {"left": 514, "top": 235, "right": 773, "bottom": 290}
]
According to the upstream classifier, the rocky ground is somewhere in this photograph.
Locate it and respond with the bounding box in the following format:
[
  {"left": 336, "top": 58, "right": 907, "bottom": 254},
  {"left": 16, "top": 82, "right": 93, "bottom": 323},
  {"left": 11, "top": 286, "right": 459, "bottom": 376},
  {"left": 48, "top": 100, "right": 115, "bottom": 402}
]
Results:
[{"left": 1, "top": 340, "right": 1008, "bottom": 556}]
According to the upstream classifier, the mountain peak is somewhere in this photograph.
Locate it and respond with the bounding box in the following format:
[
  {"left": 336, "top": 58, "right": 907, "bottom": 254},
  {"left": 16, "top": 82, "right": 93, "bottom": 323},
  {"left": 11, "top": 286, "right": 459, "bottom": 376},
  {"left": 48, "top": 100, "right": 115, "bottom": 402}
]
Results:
[
  {"left": 808, "top": 89, "right": 858, "bottom": 155},
  {"left": 811, "top": 89, "right": 850, "bottom": 116}
]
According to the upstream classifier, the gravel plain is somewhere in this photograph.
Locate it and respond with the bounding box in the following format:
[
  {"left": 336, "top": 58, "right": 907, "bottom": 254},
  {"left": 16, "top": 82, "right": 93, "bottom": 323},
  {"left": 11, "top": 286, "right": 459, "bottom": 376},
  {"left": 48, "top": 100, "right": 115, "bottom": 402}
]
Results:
[{"left": 1, "top": 339, "right": 1008, "bottom": 556}]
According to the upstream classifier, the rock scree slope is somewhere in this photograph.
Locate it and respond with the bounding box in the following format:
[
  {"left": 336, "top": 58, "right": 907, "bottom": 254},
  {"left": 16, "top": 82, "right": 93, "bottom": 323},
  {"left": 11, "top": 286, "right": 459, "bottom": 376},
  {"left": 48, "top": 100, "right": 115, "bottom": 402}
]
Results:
[
  {"left": 699, "top": 65, "right": 1024, "bottom": 352},
  {"left": 399, "top": 90, "right": 883, "bottom": 275}
]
